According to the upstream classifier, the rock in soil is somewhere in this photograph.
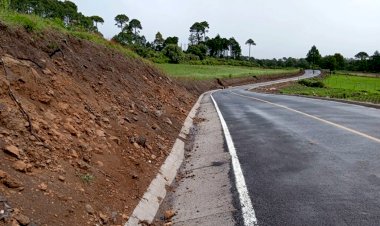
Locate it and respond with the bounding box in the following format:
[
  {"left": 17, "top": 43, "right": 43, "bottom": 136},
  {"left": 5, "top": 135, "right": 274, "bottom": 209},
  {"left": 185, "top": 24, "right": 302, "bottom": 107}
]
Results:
[
  {"left": 14, "top": 214, "right": 30, "bottom": 225},
  {"left": 85, "top": 204, "right": 95, "bottom": 215},
  {"left": 3, "top": 145, "right": 21, "bottom": 159}
]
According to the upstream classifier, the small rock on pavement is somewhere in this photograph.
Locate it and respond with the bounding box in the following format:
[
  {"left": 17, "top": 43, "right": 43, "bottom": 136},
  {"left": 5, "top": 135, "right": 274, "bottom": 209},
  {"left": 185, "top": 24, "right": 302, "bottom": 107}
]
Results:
[
  {"left": 14, "top": 214, "right": 30, "bottom": 226},
  {"left": 164, "top": 209, "right": 176, "bottom": 220},
  {"left": 4, "top": 145, "right": 21, "bottom": 159},
  {"left": 85, "top": 204, "right": 95, "bottom": 215}
]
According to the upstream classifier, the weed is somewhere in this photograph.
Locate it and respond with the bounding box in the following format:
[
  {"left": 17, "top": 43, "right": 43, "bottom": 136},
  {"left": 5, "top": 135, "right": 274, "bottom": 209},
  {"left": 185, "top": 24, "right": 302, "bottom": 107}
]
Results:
[{"left": 80, "top": 173, "right": 95, "bottom": 184}]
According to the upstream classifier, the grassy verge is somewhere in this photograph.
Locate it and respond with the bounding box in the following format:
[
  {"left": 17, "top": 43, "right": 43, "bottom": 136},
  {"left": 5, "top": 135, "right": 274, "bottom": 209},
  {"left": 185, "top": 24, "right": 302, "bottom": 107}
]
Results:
[
  {"left": 281, "top": 74, "right": 380, "bottom": 104},
  {"left": 0, "top": 10, "right": 138, "bottom": 59},
  {"left": 157, "top": 64, "right": 299, "bottom": 80}
]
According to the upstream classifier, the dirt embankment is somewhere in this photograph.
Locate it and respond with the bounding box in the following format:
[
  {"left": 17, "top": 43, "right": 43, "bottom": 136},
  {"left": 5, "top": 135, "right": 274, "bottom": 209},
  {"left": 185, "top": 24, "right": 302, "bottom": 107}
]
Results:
[{"left": 0, "top": 23, "right": 195, "bottom": 226}]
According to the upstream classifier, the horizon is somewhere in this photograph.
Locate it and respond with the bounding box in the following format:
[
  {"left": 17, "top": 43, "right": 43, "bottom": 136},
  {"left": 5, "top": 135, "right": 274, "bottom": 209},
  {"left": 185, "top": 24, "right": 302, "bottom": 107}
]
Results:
[{"left": 71, "top": 0, "right": 380, "bottom": 59}]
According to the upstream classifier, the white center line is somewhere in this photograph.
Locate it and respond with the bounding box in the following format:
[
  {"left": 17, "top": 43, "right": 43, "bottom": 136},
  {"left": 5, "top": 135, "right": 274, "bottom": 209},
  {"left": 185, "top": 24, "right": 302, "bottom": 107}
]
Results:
[
  {"left": 231, "top": 91, "right": 380, "bottom": 144},
  {"left": 210, "top": 93, "right": 258, "bottom": 226}
]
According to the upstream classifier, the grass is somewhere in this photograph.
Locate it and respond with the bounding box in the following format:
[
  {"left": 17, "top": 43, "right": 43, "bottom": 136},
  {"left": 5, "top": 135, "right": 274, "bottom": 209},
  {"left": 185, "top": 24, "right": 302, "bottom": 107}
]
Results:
[
  {"left": 0, "top": 10, "right": 138, "bottom": 59},
  {"left": 281, "top": 74, "right": 380, "bottom": 104},
  {"left": 157, "top": 64, "right": 299, "bottom": 80}
]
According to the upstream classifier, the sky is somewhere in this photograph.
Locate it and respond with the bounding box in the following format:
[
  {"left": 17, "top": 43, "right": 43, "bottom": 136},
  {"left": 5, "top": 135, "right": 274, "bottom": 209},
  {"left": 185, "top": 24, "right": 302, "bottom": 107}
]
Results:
[{"left": 71, "top": 0, "right": 380, "bottom": 59}]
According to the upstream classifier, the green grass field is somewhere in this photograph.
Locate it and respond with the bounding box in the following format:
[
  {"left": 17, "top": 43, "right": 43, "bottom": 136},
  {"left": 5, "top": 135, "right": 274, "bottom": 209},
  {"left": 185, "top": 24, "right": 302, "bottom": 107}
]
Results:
[
  {"left": 281, "top": 74, "right": 380, "bottom": 104},
  {"left": 157, "top": 64, "right": 299, "bottom": 80}
]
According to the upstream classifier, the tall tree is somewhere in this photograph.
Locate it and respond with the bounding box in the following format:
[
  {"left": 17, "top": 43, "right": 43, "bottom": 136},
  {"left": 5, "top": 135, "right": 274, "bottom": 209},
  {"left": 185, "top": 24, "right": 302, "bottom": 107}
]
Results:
[
  {"left": 229, "top": 37, "right": 242, "bottom": 59},
  {"left": 114, "top": 14, "right": 129, "bottom": 31},
  {"left": 163, "top": 36, "right": 179, "bottom": 47},
  {"left": 153, "top": 32, "right": 165, "bottom": 51},
  {"left": 306, "top": 45, "right": 322, "bottom": 67},
  {"left": 245, "top": 39, "right": 256, "bottom": 58},
  {"left": 189, "top": 21, "right": 209, "bottom": 45},
  {"left": 128, "top": 19, "right": 142, "bottom": 35},
  {"left": 90, "top": 16, "right": 104, "bottom": 29},
  {"left": 355, "top": 52, "right": 369, "bottom": 61}
]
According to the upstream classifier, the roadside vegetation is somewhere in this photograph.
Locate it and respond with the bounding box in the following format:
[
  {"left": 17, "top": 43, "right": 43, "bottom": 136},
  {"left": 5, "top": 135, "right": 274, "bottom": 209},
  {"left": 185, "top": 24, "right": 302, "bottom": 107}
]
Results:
[
  {"left": 281, "top": 74, "right": 380, "bottom": 104},
  {"left": 158, "top": 64, "right": 299, "bottom": 80}
]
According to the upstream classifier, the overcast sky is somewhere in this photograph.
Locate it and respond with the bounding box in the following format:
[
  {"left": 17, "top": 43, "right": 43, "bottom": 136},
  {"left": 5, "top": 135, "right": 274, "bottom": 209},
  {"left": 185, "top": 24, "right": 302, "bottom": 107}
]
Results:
[{"left": 71, "top": 0, "right": 379, "bottom": 59}]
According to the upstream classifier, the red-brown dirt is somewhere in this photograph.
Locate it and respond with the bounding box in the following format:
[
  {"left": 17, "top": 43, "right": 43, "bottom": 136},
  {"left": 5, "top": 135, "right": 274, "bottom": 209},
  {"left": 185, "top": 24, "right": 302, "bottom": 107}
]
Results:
[{"left": 0, "top": 23, "right": 195, "bottom": 226}]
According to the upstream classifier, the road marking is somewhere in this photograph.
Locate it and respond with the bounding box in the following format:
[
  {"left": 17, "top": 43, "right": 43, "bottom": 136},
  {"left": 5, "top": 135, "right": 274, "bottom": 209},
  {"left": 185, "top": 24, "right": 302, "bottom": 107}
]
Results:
[
  {"left": 210, "top": 94, "right": 258, "bottom": 226},
  {"left": 231, "top": 91, "right": 380, "bottom": 144}
]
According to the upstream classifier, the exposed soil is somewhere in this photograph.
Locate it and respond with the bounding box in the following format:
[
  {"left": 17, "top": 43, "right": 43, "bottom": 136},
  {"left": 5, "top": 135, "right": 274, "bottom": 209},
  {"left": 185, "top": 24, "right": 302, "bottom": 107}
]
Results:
[{"left": 0, "top": 23, "right": 195, "bottom": 226}]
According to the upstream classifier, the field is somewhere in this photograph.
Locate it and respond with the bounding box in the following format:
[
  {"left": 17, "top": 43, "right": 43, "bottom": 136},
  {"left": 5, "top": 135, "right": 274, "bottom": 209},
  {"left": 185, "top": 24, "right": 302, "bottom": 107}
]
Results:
[
  {"left": 281, "top": 74, "right": 380, "bottom": 104},
  {"left": 157, "top": 64, "right": 299, "bottom": 80}
]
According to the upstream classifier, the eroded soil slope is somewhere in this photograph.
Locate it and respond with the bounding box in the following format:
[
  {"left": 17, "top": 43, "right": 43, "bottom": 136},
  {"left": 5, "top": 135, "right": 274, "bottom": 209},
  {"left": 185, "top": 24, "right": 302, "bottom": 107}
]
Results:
[{"left": 0, "top": 23, "right": 194, "bottom": 226}]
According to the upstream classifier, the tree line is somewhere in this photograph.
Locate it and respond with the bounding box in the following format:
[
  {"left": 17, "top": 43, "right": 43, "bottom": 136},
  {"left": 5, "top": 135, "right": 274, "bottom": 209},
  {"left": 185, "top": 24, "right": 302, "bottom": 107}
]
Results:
[
  {"left": 1, "top": 0, "right": 104, "bottom": 32},
  {"left": 110, "top": 16, "right": 256, "bottom": 64},
  {"left": 307, "top": 46, "right": 380, "bottom": 73}
]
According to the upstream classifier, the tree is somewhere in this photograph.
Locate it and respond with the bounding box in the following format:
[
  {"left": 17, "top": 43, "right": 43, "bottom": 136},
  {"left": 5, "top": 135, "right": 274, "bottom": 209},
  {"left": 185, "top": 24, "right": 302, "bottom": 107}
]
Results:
[
  {"left": 306, "top": 45, "right": 322, "bottom": 67},
  {"left": 355, "top": 52, "right": 369, "bottom": 61},
  {"left": 229, "top": 37, "right": 242, "bottom": 59},
  {"left": 206, "top": 35, "right": 229, "bottom": 57},
  {"left": 128, "top": 19, "right": 142, "bottom": 35},
  {"left": 245, "top": 39, "right": 256, "bottom": 58},
  {"left": 189, "top": 21, "right": 209, "bottom": 45},
  {"left": 320, "top": 55, "right": 337, "bottom": 71},
  {"left": 115, "top": 14, "right": 129, "bottom": 31},
  {"left": 333, "top": 53, "right": 345, "bottom": 70},
  {"left": 91, "top": 15, "right": 104, "bottom": 29},
  {"left": 163, "top": 36, "right": 179, "bottom": 47},
  {"left": 371, "top": 51, "right": 380, "bottom": 72},
  {"left": 153, "top": 32, "right": 165, "bottom": 51}
]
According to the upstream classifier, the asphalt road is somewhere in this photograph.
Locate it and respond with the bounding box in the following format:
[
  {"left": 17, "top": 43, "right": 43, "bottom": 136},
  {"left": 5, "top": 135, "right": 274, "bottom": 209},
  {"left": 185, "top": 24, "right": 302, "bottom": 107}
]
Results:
[{"left": 212, "top": 70, "right": 380, "bottom": 226}]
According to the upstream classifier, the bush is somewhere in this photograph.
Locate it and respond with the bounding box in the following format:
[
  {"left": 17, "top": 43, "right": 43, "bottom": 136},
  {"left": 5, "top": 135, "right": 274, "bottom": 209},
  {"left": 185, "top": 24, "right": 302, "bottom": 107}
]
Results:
[
  {"left": 298, "top": 79, "right": 325, "bottom": 88},
  {"left": 162, "top": 44, "right": 184, "bottom": 64}
]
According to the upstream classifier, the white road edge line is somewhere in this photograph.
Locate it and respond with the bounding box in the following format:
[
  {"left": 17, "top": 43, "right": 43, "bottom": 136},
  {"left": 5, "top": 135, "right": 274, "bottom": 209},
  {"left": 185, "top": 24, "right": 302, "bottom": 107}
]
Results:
[
  {"left": 210, "top": 93, "right": 258, "bottom": 226},
  {"left": 231, "top": 91, "right": 380, "bottom": 144}
]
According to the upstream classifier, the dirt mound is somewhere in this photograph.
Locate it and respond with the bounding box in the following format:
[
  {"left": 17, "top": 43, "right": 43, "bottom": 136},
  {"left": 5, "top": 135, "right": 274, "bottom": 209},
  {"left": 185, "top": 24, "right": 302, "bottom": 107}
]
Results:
[{"left": 0, "top": 23, "right": 195, "bottom": 226}]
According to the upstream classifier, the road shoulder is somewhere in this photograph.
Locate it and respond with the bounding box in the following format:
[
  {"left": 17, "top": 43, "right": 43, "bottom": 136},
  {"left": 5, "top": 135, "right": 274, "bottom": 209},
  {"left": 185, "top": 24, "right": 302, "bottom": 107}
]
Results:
[{"left": 155, "top": 93, "right": 241, "bottom": 226}]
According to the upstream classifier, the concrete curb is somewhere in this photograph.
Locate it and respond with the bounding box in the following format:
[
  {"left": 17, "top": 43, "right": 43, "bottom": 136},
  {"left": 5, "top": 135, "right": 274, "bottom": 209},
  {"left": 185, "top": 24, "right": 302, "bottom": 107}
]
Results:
[{"left": 125, "top": 92, "right": 207, "bottom": 226}]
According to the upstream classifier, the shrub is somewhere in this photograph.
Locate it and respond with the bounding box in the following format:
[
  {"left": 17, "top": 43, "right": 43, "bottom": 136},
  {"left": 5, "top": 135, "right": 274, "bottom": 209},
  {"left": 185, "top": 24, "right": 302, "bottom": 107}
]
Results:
[
  {"left": 162, "top": 44, "right": 184, "bottom": 64},
  {"left": 298, "top": 79, "right": 325, "bottom": 88}
]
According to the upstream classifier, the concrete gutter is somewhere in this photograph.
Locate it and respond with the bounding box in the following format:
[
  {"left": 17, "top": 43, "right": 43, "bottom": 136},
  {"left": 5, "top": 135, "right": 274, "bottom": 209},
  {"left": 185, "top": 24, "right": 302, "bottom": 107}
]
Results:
[{"left": 125, "top": 92, "right": 208, "bottom": 226}]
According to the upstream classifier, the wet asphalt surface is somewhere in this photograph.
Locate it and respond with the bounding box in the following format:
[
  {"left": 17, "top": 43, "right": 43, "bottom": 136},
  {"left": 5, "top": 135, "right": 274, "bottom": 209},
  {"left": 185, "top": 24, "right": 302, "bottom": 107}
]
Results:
[{"left": 212, "top": 72, "right": 380, "bottom": 226}]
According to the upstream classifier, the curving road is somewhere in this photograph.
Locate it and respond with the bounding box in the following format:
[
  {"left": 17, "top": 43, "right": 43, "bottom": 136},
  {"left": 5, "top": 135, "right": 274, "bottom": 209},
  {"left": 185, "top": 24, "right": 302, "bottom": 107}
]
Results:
[{"left": 212, "top": 70, "right": 380, "bottom": 225}]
